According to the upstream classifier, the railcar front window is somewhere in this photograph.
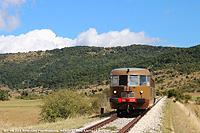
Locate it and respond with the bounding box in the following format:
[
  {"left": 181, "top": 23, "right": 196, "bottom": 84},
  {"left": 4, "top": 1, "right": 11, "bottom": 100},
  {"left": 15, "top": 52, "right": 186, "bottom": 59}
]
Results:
[
  {"left": 147, "top": 76, "right": 150, "bottom": 86},
  {"left": 129, "top": 75, "right": 138, "bottom": 86},
  {"left": 112, "top": 76, "right": 118, "bottom": 86},
  {"left": 119, "top": 75, "right": 127, "bottom": 86},
  {"left": 140, "top": 75, "right": 146, "bottom": 86}
]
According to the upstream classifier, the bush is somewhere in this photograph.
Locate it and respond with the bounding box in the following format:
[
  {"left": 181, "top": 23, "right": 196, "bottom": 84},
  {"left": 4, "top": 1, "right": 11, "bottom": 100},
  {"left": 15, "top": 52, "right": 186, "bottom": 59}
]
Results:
[
  {"left": 0, "top": 90, "right": 9, "bottom": 101},
  {"left": 40, "top": 90, "right": 100, "bottom": 122},
  {"left": 167, "top": 89, "right": 184, "bottom": 101},
  {"left": 156, "top": 91, "right": 162, "bottom": 96},
  {"left": 19, "top": 91, "right": 40, "bottom": 100},
  {"left": 157, "top": 79, "right": 164, "bottom": 83},
  {"left": 106, "top": 80, "right": 110, "bottom": 85},
  {"left": 184, "top": 94, "right": 192, "bottom": 100},
  {"left": 162, "top": 90, "right": 168, "bottom": 96},
  {"left": 184, "top": 94, "right": 192, "bottom": 103},
  {"left": 196, "top": 97, "right": 200, "bottom": 105}
]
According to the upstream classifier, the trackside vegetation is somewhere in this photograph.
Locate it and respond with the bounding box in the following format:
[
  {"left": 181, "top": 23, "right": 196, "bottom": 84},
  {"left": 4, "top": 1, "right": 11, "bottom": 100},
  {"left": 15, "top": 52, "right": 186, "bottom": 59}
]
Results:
[
  {"left": 158, "top": 89, "right": 192, "bottom": 103},
  {"left": 40, "top": 90, "right": 108, "bottom": 122}
]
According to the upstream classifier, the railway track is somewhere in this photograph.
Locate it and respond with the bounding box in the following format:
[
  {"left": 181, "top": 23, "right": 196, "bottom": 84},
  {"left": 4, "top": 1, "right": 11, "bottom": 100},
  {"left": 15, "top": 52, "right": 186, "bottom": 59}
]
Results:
[
  {"left": 119, "top": 96, "right": 164, "bottom": 133},
  {"left": 79, "top": 96, "right": 164, "bottom": 133},
  {"left": 81, "top": 114, "right": 118, "bottom": 133}
]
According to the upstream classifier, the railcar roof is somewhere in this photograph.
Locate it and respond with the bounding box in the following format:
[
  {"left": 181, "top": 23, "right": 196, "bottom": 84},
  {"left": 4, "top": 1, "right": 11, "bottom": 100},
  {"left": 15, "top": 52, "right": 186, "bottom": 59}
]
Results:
[
  {"left": 113, "top": 68, "right": 146, "bottom": 71},
  {"left": 111, "top": 68, "right": 153, "bottom": 77}
]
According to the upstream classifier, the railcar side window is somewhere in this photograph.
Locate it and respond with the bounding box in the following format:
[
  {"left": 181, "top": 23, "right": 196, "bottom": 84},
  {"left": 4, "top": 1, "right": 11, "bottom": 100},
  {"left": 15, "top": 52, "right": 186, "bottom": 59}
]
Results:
[
  {"left": 147, "top": 76, "right": 150, "bottom": 86},
  {"left": 140, "top": 75, "right": 146, "bottom": 86},
  {"left": 112, "top": 76, "right": 118, "bottom": 86},
  {"left": 129, "top": 75, "right": 138, "bottom": 86},
  {"left": 119, "top": 75, "right": 127, "bottom": 86}
]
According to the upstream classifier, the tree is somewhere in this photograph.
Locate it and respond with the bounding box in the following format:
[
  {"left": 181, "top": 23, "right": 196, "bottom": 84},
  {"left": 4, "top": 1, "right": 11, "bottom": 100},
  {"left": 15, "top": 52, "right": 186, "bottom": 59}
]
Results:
[
  {"left": 0, "top": 90, "right": 9, "bottom": 101},
  {"left": 167, "top": 89, "right": 183, "bottom": 100}
]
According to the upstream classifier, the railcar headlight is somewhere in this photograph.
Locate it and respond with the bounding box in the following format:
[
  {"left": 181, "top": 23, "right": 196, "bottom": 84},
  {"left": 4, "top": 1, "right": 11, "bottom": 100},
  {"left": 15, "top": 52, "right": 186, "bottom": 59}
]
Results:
[
  {"left": 114, "top": 90, "right": 117, "bottom": 94},
  {"left": 140, "top": 91, "right": 143, "bottom": 95}
]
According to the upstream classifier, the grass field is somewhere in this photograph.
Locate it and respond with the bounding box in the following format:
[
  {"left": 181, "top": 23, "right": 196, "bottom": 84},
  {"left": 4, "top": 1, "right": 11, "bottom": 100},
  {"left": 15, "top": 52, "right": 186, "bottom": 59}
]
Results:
[
  {"left": 1, "top": 93, "right": 200, "bottom": 132},
  {"left": 161, "top": 97, "right": 200, "bottom": 133},
  {"left": 0, "top": 99, "right": 99, "bottom": 132},
  {"left": 0, "top": 100, "right": 42, "bottom": 131}
]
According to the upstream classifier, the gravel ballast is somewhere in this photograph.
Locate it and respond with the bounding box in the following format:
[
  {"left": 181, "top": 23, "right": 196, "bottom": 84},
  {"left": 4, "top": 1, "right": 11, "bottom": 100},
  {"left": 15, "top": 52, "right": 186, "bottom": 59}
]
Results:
[{"left": 129, "top": 96, "right": 166, "bottom": 133}]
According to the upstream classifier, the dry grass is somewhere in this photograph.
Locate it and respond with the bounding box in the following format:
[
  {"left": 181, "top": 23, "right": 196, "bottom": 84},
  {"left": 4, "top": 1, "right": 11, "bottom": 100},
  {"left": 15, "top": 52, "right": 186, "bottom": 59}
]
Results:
[
  {"left": 185, "top": 92, "right": 200, "bottom": 100},
  {"left": 0, "top": 100, "right": 42, "bottom": 131},
  {"left": 161, "top": 99, "right": 173, "bottom": 133},
  {"left": 10, "top": 115, "right": 98, "bottom": 131},
  {"left": 0, "top": 51, "right": 52, "bottom": 64},
  {"left": 0, "top": 99, "right": 102, "bottom": 132},
  {"left": 161, "top": 99, "right": 200, "bottom": 133}
]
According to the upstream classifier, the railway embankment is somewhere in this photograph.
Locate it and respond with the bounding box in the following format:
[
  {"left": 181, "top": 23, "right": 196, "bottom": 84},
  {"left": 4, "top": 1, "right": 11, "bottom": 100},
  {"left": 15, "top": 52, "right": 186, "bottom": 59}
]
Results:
[{"left": 161, "top": 98, "right": 200, "bottom": 133}]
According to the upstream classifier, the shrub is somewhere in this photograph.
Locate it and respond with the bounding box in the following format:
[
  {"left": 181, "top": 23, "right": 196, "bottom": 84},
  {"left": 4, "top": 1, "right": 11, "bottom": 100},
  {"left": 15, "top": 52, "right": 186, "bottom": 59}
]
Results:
[
  {"left": 162, "top": 90, "right": 168, "bottom": 96},
  {"left": 196, "top": 97, "right": 200, "bottom": 105},
  {"left": 106, "top": 80, "right": 110, "bottom": 85},
  {"left": 184, "top": 94, "right": 192, "bottom": 100},
  {"left": 40, "top": 90, "right": 100, "bottom": 122},
  {"left": 156, "top": 91, "right": 162, "bottom": 96},
  {"left": 161, "top": 86, "right": 164, "bottom": 90},
  {"left": 167, "top": 89, "right": 184, "bottom": 100},
  {"left": 19, "top": 91, "right": 40, "bottom": 100},
  {"left": 0, "top": 90, "right": 9, "bottom": 101},
  {"left": 157, "top": 79, "right": 164, "bottom": 83},
  {"left": 184, "top": 94, "right": 191, "bottom": 103}
]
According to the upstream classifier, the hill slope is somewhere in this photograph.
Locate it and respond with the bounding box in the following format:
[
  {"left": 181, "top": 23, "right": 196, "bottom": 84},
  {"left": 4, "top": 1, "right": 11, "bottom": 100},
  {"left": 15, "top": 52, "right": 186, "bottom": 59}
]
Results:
[{"left": 0, "top": 44, "right": 199, "bottom": 92}]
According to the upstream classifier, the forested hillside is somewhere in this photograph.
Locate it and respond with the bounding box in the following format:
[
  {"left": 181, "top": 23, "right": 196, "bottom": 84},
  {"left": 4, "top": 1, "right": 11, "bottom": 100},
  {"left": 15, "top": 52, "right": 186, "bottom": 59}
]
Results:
[
  {"left": 136, "top": 45, "right": 200, "bottom": 73},
  {"left": 0, "top": 44, "right": 199, "bottom": 91}
]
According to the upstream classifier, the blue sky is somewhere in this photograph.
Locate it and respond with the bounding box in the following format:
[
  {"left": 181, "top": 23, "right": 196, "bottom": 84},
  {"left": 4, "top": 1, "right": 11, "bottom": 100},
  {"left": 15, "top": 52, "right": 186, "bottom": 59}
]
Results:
[{"left": 0, "top": 0, "right": 200, "bottom": 53}]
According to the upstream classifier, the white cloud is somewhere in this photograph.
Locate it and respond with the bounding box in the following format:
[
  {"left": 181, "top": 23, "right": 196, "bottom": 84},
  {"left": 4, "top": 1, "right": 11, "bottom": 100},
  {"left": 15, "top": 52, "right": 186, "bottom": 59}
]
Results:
[
  {"left": 0, "top": 28, "right": 167, "bottom": 53},
  {"left": 75, "top": 28, "right": 166, "bottom": 47},
  {"left": 169, "top": 44, "right": 176, "bottom": 47},
  {"left": 0, "top": 29, "right": 74, "bottom": 53},
  {"left": 0, "top": 0, "right": 28, "bottom": 31}
]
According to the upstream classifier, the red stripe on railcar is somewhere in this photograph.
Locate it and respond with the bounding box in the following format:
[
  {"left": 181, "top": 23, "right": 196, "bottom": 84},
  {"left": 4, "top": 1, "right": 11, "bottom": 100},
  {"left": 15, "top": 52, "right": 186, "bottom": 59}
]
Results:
[{"left": 118, "top": 98, "right": 137, "bottom": 102}]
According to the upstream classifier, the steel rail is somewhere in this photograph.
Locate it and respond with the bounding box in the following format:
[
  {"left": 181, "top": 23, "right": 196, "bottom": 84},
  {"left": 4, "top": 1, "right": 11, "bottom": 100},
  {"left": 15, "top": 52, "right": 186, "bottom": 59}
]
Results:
[
  {"left": 79, "top": 96, "right": 164, "bottom": 133},
  {"left": 118, "top": 96, "right": 164, "bottom": 133},
  {"left": 80, "top": 114, "right": 118, "bottom": 133}
]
